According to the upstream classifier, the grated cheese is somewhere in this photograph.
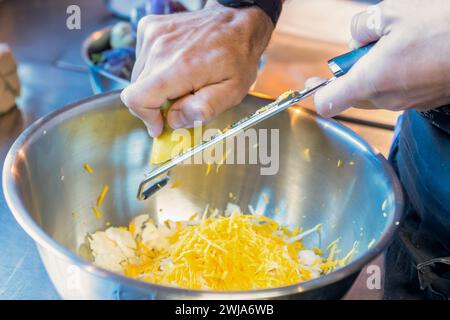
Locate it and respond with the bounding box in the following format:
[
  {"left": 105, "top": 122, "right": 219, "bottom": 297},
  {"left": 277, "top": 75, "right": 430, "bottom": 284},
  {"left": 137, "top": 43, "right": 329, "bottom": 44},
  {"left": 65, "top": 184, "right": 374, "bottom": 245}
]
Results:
[
  {"left": 84, "top": 164, "right": 94, "bottom": 173},
  {"left": 92, "top": 207, "right": 102, "bottom": 219},
  {"left": 205, "top": 163, "right": 212, "bottom": 176},
  {"left": 97, "top": 185, "right": 109, "bottom": 208},
  {"left": 303, "top": 148, "right": 311, "bottom": 162},
  {"left": 170, "top": 181, "right": 183, "bottom": 189},
  {"left": 216, "top": 149, "right": 231, "bottom": 173},
  {"left": 89, "top": 207, "right": 357, "bottom": 291}
]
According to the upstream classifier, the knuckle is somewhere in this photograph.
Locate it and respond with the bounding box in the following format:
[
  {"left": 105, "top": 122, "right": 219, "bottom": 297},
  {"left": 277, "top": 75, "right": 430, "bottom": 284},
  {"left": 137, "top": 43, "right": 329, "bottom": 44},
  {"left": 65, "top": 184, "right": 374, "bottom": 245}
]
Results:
[
  {"left": 125, "top": 94, "right": 141, "bottom": 110},
  {"left": 140, "top": 18, "right": 165, "bottom": 40},
  {"left": 388, "top": 101, "right": 406, "bottom": 112},
  {"left": 351, "top": 12, "right": 362, "bottom": 36},
  {"left": 137, "top": 16, "right": 151, "bottom": 34},
  {"left": 150, "top": 36, "right": 171, "bottom": 56},
  {"left": 162, "top": 19, "right": 176, "bottom": 32},
  {"left": 158, "top": 33, "right": 174, "bottom": 46},
  {"left": 149, "top": 74, "right": 169, "bottom": 93},
  {"left": 189, "top": 100, "right": 215, "bottom": 123},
  {"left": 199, "top": 103, "right": 215, "bottom": 122},
  {"left": 178, "top": 51, "right": 196, "bottom": 68}
]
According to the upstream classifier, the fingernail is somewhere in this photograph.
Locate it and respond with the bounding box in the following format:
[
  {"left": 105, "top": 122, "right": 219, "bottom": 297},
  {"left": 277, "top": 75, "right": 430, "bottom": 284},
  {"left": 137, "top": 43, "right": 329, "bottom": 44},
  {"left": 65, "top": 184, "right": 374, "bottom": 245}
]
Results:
[
  {"left": 317, "top": 101, "right": 334, "bottom": 118},
  {"left": 168, "top": 110, "right": 188, "bottom": 129},
  {"left": 145, "top": 126, "right": 155, "bottom": 137},
  {"left": 148, "top": 128, "right": 162, "bottom": 138}
]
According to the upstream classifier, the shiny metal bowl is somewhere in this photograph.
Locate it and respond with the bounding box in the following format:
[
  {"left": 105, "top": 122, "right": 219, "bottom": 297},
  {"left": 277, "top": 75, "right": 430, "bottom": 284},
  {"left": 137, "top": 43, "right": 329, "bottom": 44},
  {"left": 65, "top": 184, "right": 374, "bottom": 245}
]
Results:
[{"left": 2, "top": 91, "right": 403, "bottom": 299}]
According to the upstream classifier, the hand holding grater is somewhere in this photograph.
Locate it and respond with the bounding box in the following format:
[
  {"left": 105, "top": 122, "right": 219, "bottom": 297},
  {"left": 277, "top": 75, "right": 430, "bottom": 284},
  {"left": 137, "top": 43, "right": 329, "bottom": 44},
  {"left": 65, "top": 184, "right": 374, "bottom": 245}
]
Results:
[{"left": 137, "top": 42, "right": 376, "bottom": 200}]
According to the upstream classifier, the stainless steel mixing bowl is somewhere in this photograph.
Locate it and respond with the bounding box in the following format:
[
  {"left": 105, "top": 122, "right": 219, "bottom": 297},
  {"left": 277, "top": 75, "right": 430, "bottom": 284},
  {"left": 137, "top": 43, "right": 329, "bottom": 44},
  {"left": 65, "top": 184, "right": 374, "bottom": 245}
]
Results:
[{"left": 2, "top": 91, "right": 403, "bottom": 299}]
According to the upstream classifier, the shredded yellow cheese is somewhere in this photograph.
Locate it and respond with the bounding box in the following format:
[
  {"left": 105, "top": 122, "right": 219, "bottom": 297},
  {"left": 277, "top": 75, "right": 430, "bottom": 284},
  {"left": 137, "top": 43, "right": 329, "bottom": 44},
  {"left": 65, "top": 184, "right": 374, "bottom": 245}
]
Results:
[
  {"left": 216, "top": 149, "right": 231, "bottom": 173},
  {"left": 90, "top": 209, "right": 357, "bottom": 291},
  {"left": 97, "top": 185, "right": 109, "bottom": 208},
  {"left": 205, "top": 163, "right": 212, "bottom": 176},
  {"left": 84, "top": 164, "right": 94, "bottom": 173},
  {"left": 92, "top": 207, "right": 102, "bottom": 219},
  {"left": 303, "top": 148, "right": 311, "bottom": 162},
  {"left": 170, "top": 181, "right": 183, "bottom": 189}
]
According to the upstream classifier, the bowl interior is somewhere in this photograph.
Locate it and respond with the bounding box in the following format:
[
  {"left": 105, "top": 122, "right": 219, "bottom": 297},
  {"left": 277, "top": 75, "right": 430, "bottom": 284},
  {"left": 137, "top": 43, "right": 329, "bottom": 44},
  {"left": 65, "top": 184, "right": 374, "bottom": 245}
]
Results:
[{"left": 8, "top": 93, "right": 398, "bottom": 287}]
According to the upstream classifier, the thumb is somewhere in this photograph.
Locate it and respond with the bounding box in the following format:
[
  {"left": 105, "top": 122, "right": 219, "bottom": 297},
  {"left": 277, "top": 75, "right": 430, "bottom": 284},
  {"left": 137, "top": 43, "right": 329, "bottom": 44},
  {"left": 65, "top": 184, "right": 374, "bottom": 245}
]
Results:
[
  {"left": 312, "top": 5, "right": 389, "bottom": 117},
  {"left": 313, "top": 65, "right": 374, "bottom": 118},
  {"left": 166, "top": 80, "right": 245, "bottom": 129}
]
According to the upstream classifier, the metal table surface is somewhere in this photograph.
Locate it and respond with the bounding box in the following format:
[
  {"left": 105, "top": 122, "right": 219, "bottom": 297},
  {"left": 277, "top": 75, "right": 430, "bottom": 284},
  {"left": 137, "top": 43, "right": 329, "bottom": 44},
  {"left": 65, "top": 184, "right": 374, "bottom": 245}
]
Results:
[
  {"left": 0, "top": 0, "right": 118, "bottom": 299},
  {"left": 0, "top": 0, "right": 393, "bottom": 299}
]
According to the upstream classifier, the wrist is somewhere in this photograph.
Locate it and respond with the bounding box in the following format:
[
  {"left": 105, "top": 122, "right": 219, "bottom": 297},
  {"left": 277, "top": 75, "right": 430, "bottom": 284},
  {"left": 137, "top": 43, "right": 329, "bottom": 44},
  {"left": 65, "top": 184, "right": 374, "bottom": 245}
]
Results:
[
  {"left": 206, "top": 0, "right": 274, "bottom": 33},
  {"left": 207, "top": 0, "right": 277, "bottom": 28}
]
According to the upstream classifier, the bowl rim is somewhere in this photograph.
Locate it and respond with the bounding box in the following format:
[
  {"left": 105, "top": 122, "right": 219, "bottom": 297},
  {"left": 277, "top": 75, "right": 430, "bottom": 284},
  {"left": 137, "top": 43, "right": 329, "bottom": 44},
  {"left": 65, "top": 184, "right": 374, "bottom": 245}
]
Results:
[{"left": 2, "top": 90, "right": 404, "bottom": 298}]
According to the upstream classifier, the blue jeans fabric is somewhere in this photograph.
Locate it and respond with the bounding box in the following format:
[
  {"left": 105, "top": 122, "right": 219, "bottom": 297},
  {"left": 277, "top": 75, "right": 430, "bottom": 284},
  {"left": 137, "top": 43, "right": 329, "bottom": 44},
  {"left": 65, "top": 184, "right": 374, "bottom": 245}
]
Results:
[{"left": 385, "top": 110, "right": 450, "bottom": 299}]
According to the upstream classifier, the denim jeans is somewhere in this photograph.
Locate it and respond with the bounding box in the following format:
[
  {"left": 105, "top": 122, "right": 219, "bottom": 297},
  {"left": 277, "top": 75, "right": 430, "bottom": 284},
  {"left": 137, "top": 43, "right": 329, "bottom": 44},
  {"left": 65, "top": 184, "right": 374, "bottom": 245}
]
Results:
[{"left": 384, "top": 110, "right": 450, "bottom": 300}]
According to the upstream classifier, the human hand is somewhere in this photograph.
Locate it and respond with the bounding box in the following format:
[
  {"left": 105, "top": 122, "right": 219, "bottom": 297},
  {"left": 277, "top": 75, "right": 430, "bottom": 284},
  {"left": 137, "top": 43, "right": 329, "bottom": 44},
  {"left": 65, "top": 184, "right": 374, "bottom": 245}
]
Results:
[
  {"left": 120, "top": 1, "right": 274, "bottom": 136},
  {"left": 307, "top": 0, "right": 450, "bottom": 117}
]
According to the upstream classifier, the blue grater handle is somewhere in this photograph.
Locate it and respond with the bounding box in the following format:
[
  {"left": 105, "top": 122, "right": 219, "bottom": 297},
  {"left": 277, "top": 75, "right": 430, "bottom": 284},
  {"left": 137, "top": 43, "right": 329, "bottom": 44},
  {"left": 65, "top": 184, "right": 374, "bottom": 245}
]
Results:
[{"left": 328, "top": 42, "right": 376, "bottom": 77}]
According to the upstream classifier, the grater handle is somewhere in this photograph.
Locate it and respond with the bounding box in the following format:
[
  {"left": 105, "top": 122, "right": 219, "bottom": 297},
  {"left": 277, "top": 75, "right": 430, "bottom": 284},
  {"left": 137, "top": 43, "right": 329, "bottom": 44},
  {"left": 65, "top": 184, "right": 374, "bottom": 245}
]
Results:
[{"left": 328, "top": 42, "right": 376, "bottom": 77}]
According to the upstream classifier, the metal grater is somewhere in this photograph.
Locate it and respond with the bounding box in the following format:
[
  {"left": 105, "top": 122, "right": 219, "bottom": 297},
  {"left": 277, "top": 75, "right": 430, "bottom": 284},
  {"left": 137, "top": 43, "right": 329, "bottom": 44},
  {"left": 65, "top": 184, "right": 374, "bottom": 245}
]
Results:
[{"left": 137, "top": 42, "right": 376, "bottom": 200}]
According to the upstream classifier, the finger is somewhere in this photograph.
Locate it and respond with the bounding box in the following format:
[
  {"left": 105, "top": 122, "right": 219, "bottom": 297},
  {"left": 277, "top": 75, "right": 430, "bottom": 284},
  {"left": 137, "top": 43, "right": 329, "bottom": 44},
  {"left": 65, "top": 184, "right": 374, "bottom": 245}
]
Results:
[
  {"left": 305, "top": 77, "right": 326, "bottom": 89},
  {"left": 131, "top": 49, "right": 145, "bottom": 83},
  {"left": 132, "top": 18, "right": 149, "bottom": 82},
  {"left": 126, "top": 104, "right": 164, "bottom": 137},
  {"left": 131, "top": 16, "right": 165, "bottom": 82},
  {"left": 313, "top": 67, "right": 376, "bottom": 118},
  {"left": 351, "top": 5, "right": 386, "bottom": 48},
  {"left": 166, "top": 80, "right": 245, "bottom": 129},
  {"left": 122, "top": 66, "right": 193, "bottom": 110},
  {"left": 121, "top": 89, "right": 164, "bottom": 137},
  {"left": 121, "top": 77, "right": 168, "bottom": 113},
  {"left": 131, "top": 47, "right": 149, "bottom": 83},
  {"left": 122, "top": 64, "right": 198, "bottom": 135}
]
